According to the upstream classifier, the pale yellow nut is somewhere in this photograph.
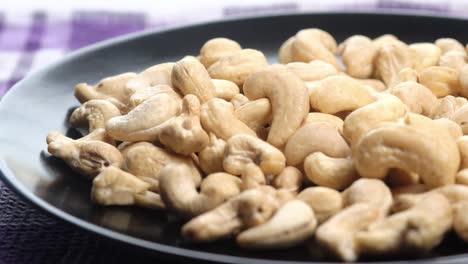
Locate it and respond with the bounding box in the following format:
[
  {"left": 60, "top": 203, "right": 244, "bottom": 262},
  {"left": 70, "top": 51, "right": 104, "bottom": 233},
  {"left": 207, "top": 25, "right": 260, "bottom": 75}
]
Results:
[
  {"left": 69, "top": 99, "right": 121, "bottom": 132},
  {"left": 212, "top": 79, "right": 240, "bottom": 101},
  {"left": 434, "top": 118, "right": 463, "bottom": 140},
  {"left": 435, "top": 38, "right": 466, "bottom": 55},
  {"left": 126, "top": 85, "right": 182, "bottom": 110},
  {"left": 409, "top": 42, "right": 441, "bottom": 72},
  {"left": 374, "top": 40, "right": 413, "bottom": 87},
  {"left": 431, "top": 95, "right": 468, "bottom": 119},
  {"left": 297, "top": 187, "right": 343, "bottom": 224},
  {"left": 278, "top": 37, "right": 295, "bottom": 64},
  {"left": 271, "top": 166, "right": 303, "bottom": 193},
  {"left": 125, "top": 63, "right": 174, "bottom": 92},
  {"left": 199, "top": 38, "right": 242, "bottom": 68},
  {"left": 302, "top": 112, "right": 344, "bottom": 133},
  {"left": 418, "top": 66, "right": 460, "bottom": 98},
  {"left": 198, "top": 133, "right": 226, "bottom": 174},
  {"left": 439, "top": 50, "right": 466, "bottom": 72},
  {"left": 304, "top": 153, "right": 357, "bottom": 190},
  {"left": 285, "top": 60, "right": 338, "bottom": 82},
  {"left": 387, "top": 81, "right": 437, "bottom": 116},
  {"left": 458, "top": 64, "right": 468, "bottom": 98},
  {"left": 339, "top": 35, "right": 377, "bottom": 78},
  {"left": 450, "top": 105, "right": 468, "bottom": 134},
  {"left": 357, "top": 78, "right": 387, "bottom": 92},
  {"left": 373, "top": 34, "right": 399, "bottom": 50},
  {"left": 291, "top": 28, "right": 339, "bottom": 69},
  {"left": 234, "top": 98, "right": 272, "bottom": 137}
]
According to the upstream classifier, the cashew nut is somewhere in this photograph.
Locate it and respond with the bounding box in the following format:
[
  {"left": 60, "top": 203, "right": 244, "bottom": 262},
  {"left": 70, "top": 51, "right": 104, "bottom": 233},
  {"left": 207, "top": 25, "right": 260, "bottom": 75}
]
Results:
[
  {"left": 46, "top": 131, "right": 123, "bottom": 179},
  {"left": 237, "top": 200, "right": 317, "bottom": 249},
  {"left": 200, "top": 98, "right": 256, "bottom": 140},
  {"left": 285, "top": 60, "right": 338, "bottom": 81},
  {"left": 125, "top": 63, "right": 174, "bottom": 91},
  {"left": 434, "top": 118, "right": 463, "bottom": 140},
  {"left": 374, "top": 40, "right": 413, "bottom": 87},
  {"left": 208, "top": 49, "right": 268, "bottom": 86},
  {"left": 339, "top": 35, "right": 377, "bottom": 78},
  {"left": 199, "top": 38, "right": 242, "bottom": 68},
  {"left": 243, "top": 65, "right": 309, "bottom": 147},
  {"left": 234, "top": 98, "right": 272, "bottom": 138},
  {"left": 157, "top": 95, "right": 209, "bottom": 155},
  {"left": 69, "top": 99, "right": 121, "bottom": 132},
  {"left": 290, "top": 28, "right": 339, "bottom": 69},
  {"left": 418, "top": 66, "right": 461, "bottom": 97},
  {"left": 212, "top": 79, "right": 240, "bottom": 100},
  {"left": 439, "top": 50, "right": 466, "bottom": 72},
  {"left": 230, "top": 94, "right": 249, "bottom": 109},
  {"left": 159, "top": 163, "right": 241, "bottom": 217},
  {"left": 386, "top": 81, "right": 437, "bottom": 116},
  {"left": 297, "top": 187, "right": 343, "bottom": 223},
  {"left": 431, "top": 95, "right": 468, "bottom": 119},
  {"left": 91, "top": 166, "right": 164, "bottom": 209},
  {"left": 358, "top": 79, "right": 387, "bottom": 92},
  {"left": 309, "top": 75, "right": 375, "bottom": 114},
  {"left": 304, "top": 153, "right": 357, "bottom": 190},
  {"left": 126, "top": 85, "right": 181, "bottom": 110},
  {"left": 450, "top": 104, "right": 468, "bottom": 134},
  {"left": 271, "top": 166, "right": 303, "bottom": 193},
  {"left": 435, "top": 38, "right": 466, "bottom": 55},
  {"left": 409, "top": 42, "right": 441, "bottom": 72},
  {"left": 303, "top": 112, "right": 344, "bottom": 133},
  {"left": 198, "top": 133, "right": 226, "bottom": 174}
]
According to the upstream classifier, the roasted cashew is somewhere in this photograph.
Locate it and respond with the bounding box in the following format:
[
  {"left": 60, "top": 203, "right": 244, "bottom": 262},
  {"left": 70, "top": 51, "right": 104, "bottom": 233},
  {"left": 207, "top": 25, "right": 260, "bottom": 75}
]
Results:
[
  {"left": 297, "top": 187, "right": 343, "bottom": 223},
  {"left": 172, "top": 56, "right": 215, "bottom": 103},
  {"left": 409, "top": 42, "right": 441, "bottom": 72},
  {"left": 243, "top": 65, "right": 309, "bottom": 147},
  {"left": 69, "top": 99, "right": 121, "bottom": 132},
  {"left": 122, "top": 142, "right": 201, "bottom": 192},
  {"left": 286, "top": 60, "right": 338, "bottom": 81},
  {"left": 157, "top": 95, "right": 209, "bottom": 155},
  {"left": 237, "top": 200, "right": 317, "bottom": 249},
  {"left": 125, "top": 63, "right": 174, "bottom": 91},
  {"left": 357, "top": 193, "right": 452, "bottom": 256},
  {"left": 212, "top": 79, "right": 240, "bottom": 101},
  {"left": 106, "top": 93, "right": 181, "bottom": 142},
  {"left": 74, "top": 72, "right": 137, "bottom": 112},
  {"left": 91, "top": 166, "right": 164, "bottom": 209},
  {"left": 353, "top": 113, "right": 460, "bottom": 188},
  {"left": 386, "top": 81, "right": 437, "bottom": 116},
  {"left": 290, "top": 28, "right": 339, "bottom": 69},
  {"left": 224, "top": 135, "right": 286, "bottom": 189},
  {"left": 309, "top": 75, "right": 375, "bottom": 114},
  {"left": 199, "top": 38, "right": 242, "bottom": 68},
  {"left": 200, "top": 98, "right": 256, "bottom": 140},
  {"left": 304, "top": 153, "right": 357, "bottom": 190},
  {"left": 284, "top": 122, "right": 350, "bottom": 167},
  {"left": 182, "top": 187, "right": 283, "bottom": 242},
  {"left": 343, "top": 93, "right": 407, "bottom": 146},
  {"left": 234, "top": 98, "right": 272, "bottom": 138},
  {"left": 46, "top": 131, "right": 123, "bottom": 179},
  {"left": 339, "top": 35, "right": 377, "bottom": 78},
  {"left": 159, "top": 163, "right": 241, "bottom": 217},
  {"left": 208, "top": 49, "right": 268, "bottom": 86},
  {"left": 198, "top": 133, "right": 226, "bottom": 174}
]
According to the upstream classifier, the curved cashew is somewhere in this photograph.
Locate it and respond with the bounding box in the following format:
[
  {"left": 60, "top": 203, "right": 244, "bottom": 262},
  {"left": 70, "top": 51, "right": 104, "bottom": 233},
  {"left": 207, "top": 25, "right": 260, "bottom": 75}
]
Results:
[
  {"left": 224, "top": 135, "right": 286, "bottom": 184},
  {"left": 46, "top": 131, "right": 123, "bottom": 179},
  {"left": 358, "top": 79, "right": 387, "bottom": 92},
  {"left": 172, "top": 56, "right": 215, "bottom": 103},
  {"left": 122, "top": 142, "right": 201, "bottom": 192},
  {"left": 387, "top": 81, "right": 437, "bottom": 116},
  {"left": 79, "top": 128, "right": 116, "bottom": 146},
  {"left": 230, "top": 94, "right": 249, "bottom": 109},
  {"left": 157, "top": 95, "right": 209, "bottom": 155},
  {"left": 450, "top": 104, "right": 468, "bottom": 134},
  {"left": 212, "top": 79, "right": 240, "bottom": 101},
  {"left": 431, "top": 95, "right": 468, "bottom": 119},
  {"left": 290, "top": 28, "right": 339, "bottom": 69},
  {"left": 309, "top": 75, "right": 375, "bottom": 114},
  {"left": 127, "top": 85, "right": 181, "bottom": 110},
  {"left": 200, "top": 98, "right": 256, "bottom": 140},
  {"left": 234, "top": 98, "right": 271, "bottom": 137},
  {"left": 271, "top": 166, "right": 303, "bottom": 193},
  {"left": 198, "top": 133, "right": 226, "bottom": 174},
  {"left": 243, "top": 65, "right": 309, "bottom": 147},
  {"left": 106, "top": 93, "right": 181, "bottom": 141},
  {"left": 357, "top": 193, "right": 452, "bottom": 256},
  {"left": 439, "top": 50, "right": 466, "bottom": 72},
  {"left": 304, "top": 153, "right": 357, "bottom": 190},
  {"left": 353, "top": 113, "right": 460, "bottom": 188},
  {"left": 316, "top": 203, "right": 379, "bottom": 262},
  {"left": 74, "top": 72, "right": 137, "bottom": 111},
  {"left": 278, "top": 37, "right": 295, "bottom": 63},
  {"left": 339, "top": 35, "right": 377, "bottom": 78},
  {"left": 418, "top": 66, "right": 461, "bottom": 97},
  {"left": 91, "top": 166, "right": 164, "bottom": 209},
  {"left": 434, "top": 118, "right": 463, "bottom": 140},
  {"left": 182, "top": 188, "right": 282, "bottom": 242},
  {"left": 125, "top": 63, "right": 174, "bottom": 91},
  {"left": 342, "top": 178, "right": 393, "bottom": 219},
  {"left": 303, "top": 112, "right": 343, "bottom": 132},
  {"left": 409, "top": 42, "right": 441, "bottom": 72},
  {"left": 284, "top": 122, "right": 350, "bottom": 166},
  {"left": 374, "top": 40, "right": 413, "bottom": 87},
  {"left": 435, "top": 38, "right": 466, "bottom": 55},
  {"left": 69, "top": 99, "right": 121, "bottom": 132},
  {"left": 343, "top": 93, "right": 407, "bottom": 146},
  {"left": 159, "top": 163, "right": 241, "bottom": 217},
  {"left": 297, "top": 187, "right": 343, "bottom": 224},
  {"left": 199, "top": 38, "right": 242, "bottom": 68},
  {"left": 373, "top": 34, "right": 399, "bottom": 50},
  {"left": 208, "top": 49, "right": 268, "bottom": 86},
  {"left": 237, "top": 200, "right": 317, "bottom": 249},
  {"left": 285, "top": 60, "right": 338, "bottom": 81}
]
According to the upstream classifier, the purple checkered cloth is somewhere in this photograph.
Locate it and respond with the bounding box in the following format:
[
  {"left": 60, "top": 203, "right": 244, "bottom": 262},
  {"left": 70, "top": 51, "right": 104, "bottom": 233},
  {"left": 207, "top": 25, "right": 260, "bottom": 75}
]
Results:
[{"left": 0, "top": 1, "right": 464, "bottom": 263}]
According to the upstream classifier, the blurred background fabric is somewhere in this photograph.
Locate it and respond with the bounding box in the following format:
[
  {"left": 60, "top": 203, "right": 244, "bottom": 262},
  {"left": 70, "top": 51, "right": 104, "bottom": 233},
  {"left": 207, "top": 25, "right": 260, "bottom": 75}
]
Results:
[{"left": 0, "top": 0, "right": 466, "bottom": 263}]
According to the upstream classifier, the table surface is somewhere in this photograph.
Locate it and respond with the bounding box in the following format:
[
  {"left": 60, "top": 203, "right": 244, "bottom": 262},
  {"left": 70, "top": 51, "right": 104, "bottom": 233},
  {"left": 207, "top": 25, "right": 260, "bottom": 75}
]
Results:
[{"left": 2, "top": 1, "right": 468, "bottom": 263}]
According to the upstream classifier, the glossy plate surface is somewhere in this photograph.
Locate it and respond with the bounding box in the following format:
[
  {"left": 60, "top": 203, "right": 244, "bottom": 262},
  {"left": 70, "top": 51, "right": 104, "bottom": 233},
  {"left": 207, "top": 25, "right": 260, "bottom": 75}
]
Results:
[{"left": 1, "top": 13, "right": 468, "bottom": 264}]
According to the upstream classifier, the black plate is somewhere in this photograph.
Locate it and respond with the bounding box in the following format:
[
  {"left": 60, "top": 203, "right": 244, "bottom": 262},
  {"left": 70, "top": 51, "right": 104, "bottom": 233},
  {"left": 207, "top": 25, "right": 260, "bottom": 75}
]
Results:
[{"left": 1, "top": 12, "right": 468, "bottom": 264}]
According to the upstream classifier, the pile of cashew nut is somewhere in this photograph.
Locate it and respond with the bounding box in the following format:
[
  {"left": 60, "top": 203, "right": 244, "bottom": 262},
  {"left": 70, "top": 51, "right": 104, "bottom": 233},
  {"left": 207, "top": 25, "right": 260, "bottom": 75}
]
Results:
[{"left": 46, "top": 28, "right": 468, "bottom": 261}]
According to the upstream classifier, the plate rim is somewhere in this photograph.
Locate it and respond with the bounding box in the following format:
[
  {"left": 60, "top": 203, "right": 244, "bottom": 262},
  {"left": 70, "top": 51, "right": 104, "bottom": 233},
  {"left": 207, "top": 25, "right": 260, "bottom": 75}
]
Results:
[{"left": 1, "top": 11, "right": 468, "bottom": 264}]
